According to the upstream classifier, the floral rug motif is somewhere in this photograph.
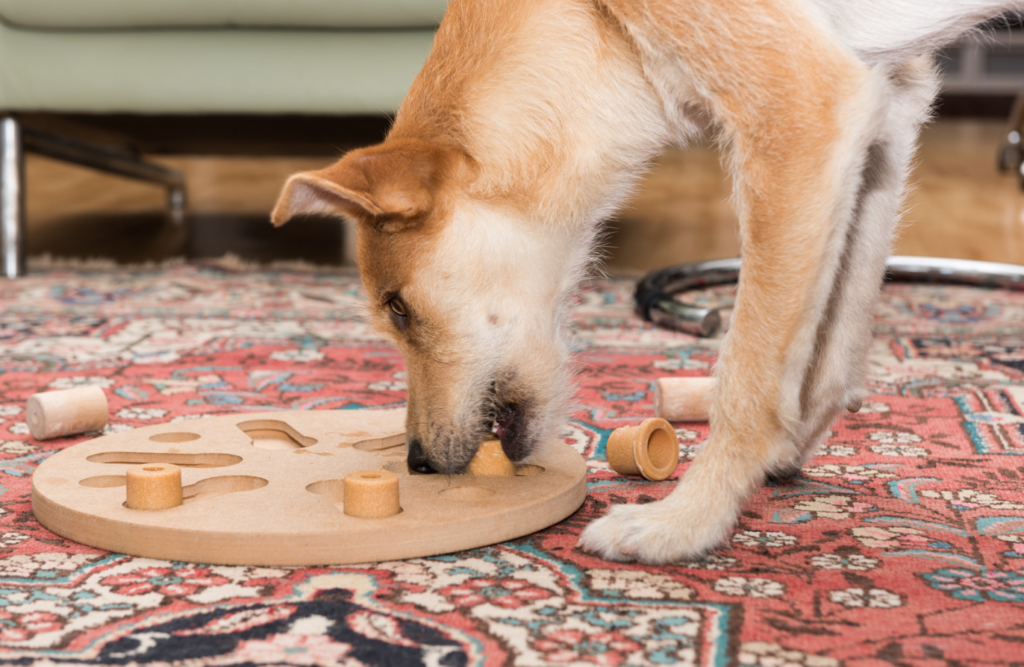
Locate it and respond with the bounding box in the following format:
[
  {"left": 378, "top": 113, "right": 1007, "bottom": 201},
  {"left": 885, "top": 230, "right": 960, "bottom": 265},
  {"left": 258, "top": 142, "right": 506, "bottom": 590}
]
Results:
[{"left": 0, "top": 261, "right": 1022, "bottom": 666}]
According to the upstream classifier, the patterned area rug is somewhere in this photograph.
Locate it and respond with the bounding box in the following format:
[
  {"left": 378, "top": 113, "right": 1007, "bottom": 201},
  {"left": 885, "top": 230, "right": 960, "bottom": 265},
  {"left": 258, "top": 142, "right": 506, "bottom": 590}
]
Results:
[{"left": 1, "top": 261, "right": 1023, "bottom": 667}]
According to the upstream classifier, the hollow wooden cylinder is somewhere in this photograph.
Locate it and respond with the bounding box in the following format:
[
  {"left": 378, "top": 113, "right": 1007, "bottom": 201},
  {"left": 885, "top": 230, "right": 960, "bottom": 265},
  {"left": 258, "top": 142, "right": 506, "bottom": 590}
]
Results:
[
  {"left": 607, "top": 418, "right": 679, "bottom": 481},
  {"left": 26, "top": 386, "right": 109, "bottom": 440},
  {"left": 126, "top": 463, "right": 183, "bottom": 510},
  {"left": 653, "top": 377, "right": 716, "bottom": 422},
  {"left": 343, "top": 470, "right": 401, "bottom": 518},
  {"left": 468, "top": 440, "right": 516, "bottom": 476}
]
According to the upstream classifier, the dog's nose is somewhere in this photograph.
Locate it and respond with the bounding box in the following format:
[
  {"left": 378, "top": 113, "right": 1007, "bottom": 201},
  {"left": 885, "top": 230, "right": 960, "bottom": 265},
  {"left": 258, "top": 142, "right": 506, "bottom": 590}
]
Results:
[
  {"left": 494, "top": 403, "right": 525, "bottom": 460},
  {"left": 407, "top": 437, "right": 437, "bottom": 474}
]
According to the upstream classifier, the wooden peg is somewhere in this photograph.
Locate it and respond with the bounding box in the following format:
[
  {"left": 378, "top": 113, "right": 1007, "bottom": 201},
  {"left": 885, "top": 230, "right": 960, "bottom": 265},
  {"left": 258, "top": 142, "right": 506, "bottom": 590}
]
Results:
[
  {"left": 606, "top": 417, "right": 679, "bottom": 481},
  {"left": 653, "top": 377, "right": 715, "bottom": 422},
  {"left": 655, "top": 376, "right": 864, "bottom": 418},
  {"left": 126, "top": 463, "right": 183, "bottom": 510},
  {"left": 343, "top": 470, "right": 401, "bottom": 518},
  {"left": 467, "top": 439, "right": 516, "bottom": 476},
  {"left": 26, "top": 386, "right": 109, "bottom": 440}
]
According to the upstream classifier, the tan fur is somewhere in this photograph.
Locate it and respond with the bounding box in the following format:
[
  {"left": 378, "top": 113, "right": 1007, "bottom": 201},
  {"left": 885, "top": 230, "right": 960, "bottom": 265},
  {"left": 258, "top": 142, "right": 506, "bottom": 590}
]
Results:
[{"left": 273, "top": 0, "right": 1010, "bottom": 562}]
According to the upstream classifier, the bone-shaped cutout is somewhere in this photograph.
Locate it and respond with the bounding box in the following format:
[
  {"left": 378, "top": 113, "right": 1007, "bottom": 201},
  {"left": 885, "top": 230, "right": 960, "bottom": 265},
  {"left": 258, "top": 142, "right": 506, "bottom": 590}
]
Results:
[
  {"left": 236, "top": 420, "right": 318, "bottom": 450},
  {"left": 81, "top": 475, "right": 268, "bottom": 506},
  {"left": 86, "top": 452, "right": 242, "bottom": 468},
  {"left": 80, "top": 475, "right": 127, "bottom": 488},
  {"left": 182, "top": 476, "right": 268, "bottom": 504},
  {"left": 149, "top": 432, "right": 200, "bottom": 443},
  {"left": 352, "top": 432, "right": 405, "bottom": 453}
]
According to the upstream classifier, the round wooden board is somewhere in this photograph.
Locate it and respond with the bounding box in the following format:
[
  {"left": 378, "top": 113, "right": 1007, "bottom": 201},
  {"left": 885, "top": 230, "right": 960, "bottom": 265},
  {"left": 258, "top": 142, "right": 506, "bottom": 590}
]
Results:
[{"left": 31, "top": 409, "right": 588, "bottom": 566}]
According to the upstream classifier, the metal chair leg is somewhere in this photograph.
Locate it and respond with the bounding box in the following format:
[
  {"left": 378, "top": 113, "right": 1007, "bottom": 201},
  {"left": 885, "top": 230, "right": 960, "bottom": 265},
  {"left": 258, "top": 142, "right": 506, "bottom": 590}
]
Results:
[
  {"left": 0, "top": 116, "right": 25, "bottom": 279},
  {"left": 168, "top": 185, "right": 186, "bottom": 227},
  {"left": 22, "top": 126, "right": 187, "bottom": 209},
  {"left": 998, "top": 89, "right": 1024, "bottom": 188},
  {"left": 0, "top": 120, "right": 189, "bottom": 277}
]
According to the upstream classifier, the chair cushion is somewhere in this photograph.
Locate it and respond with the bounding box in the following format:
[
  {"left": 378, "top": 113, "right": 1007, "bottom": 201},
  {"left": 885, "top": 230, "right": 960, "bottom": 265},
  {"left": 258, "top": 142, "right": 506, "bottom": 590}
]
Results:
[
  {"left": 0, "top": 26, "right": 436, "bottom": 114},
  {"left": 0, "top": 0, "right": 448, "bottom": 30}
]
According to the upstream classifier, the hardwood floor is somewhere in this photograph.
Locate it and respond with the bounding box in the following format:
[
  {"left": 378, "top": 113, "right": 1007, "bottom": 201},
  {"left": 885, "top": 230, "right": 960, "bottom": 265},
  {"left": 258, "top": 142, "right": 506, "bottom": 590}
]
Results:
[
  {"left": 606, "top": 119, "right": 1023, "bottom": 272},
  {"left": 24, "top": 118, "right": 1021, "bottom": 272}
]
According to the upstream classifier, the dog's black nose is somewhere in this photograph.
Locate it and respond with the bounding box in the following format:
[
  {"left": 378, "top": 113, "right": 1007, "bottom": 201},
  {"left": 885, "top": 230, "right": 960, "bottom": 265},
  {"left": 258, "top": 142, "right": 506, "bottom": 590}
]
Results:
[
  {"left": 494, "top": 403, "right": 527, "bottom": 461},
  {"left": 407, "top": 437, "right": 437, "bottom": 474}
]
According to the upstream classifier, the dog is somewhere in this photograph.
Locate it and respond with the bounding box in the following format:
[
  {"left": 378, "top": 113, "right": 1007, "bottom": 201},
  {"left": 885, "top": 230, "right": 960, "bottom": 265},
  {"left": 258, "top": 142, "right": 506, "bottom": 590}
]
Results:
[{"left": 271, "top": 0, "right": 1018, "bottom": 564}]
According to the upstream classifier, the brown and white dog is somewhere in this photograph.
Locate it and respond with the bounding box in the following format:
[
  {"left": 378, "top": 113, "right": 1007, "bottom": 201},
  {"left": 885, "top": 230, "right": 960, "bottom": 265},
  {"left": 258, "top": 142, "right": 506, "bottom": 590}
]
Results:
[{"left": 272, "top": 0, "right": 1017, "bottom": 563}]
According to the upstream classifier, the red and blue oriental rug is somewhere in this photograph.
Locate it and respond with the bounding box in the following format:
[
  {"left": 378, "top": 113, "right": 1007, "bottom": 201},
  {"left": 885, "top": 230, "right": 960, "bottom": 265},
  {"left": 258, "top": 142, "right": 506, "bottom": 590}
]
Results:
[{"left": 0, "top": 260, "right": 1022, "bottom": 666}]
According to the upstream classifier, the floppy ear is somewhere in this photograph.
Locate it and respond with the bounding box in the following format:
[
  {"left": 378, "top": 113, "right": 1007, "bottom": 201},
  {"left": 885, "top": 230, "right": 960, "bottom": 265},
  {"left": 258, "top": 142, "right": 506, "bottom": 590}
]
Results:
[{"left": 271, "top": 141, "right": 441, "bottom": 227}]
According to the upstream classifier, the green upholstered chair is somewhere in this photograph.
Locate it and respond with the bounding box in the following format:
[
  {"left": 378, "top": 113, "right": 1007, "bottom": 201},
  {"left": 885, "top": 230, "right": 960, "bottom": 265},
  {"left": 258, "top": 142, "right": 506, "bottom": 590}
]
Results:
[{"left": 0, "top": 0, "right": 445, "bottom": 277}]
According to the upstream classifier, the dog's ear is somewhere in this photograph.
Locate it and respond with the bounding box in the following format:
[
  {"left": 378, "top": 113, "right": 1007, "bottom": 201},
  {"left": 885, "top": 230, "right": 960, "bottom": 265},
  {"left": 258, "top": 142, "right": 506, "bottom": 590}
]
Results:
[{"left": 271, "top": 141, "right": 445, "bottom": 228}]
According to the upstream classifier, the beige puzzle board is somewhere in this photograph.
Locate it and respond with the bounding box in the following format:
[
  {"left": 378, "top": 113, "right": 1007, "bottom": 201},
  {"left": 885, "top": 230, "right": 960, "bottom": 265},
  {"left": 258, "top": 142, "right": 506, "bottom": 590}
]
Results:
[{"left": 32, "top": 409, "right": 588, "bottom": 566}]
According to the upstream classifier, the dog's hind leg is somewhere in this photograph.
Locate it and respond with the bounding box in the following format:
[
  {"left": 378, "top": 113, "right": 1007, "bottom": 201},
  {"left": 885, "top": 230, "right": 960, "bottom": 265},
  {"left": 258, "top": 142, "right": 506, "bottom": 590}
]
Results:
[
  {"left": 580, "top": 2, "right": 937, "bottom": 563},
  {"left": 769, "top": 57, "right": 939, "bottom": 479}
]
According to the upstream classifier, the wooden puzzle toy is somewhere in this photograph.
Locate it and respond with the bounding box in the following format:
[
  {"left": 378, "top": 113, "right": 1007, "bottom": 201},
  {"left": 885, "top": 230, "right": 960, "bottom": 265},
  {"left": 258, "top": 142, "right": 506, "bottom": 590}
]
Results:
[
  {"left": 606, "top": 417, "right": 679, "bottom": 481},
  {"left": 27, "top": 385, "right": 108, "bottom": 440},
  {"left": 31, "top": 409, "right": 587, "bottom": 566}
]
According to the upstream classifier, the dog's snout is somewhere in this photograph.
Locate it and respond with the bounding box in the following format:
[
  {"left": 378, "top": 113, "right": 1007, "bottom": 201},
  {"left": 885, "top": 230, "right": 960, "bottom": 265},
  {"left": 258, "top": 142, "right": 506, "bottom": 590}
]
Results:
[{"left": 407, "top": 437, "right": 438, "bottom": 474}]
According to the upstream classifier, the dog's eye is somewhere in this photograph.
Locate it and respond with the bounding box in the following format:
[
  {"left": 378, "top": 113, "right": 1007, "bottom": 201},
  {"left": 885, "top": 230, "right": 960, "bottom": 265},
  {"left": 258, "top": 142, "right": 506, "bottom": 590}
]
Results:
[{"left": 387, "top": 297, "right": 408, "bottom": 328}]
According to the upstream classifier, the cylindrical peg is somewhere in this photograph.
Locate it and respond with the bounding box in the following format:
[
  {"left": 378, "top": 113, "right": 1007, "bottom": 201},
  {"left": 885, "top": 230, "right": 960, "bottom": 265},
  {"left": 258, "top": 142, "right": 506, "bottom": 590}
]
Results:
[
  {"left": 26, "top": 386, "right": 109, "bottom": 440},
  {"left": 467, "top": 440, "right": 516, "bottom": 476},
  {"left": 343, "top": 470, "right": 401, "bottom": 518},
  {"left": 653, "top": 377, "right": 715, "bottom": 422},
  {"left": 654, "top": 376, "right": 863, "bottom": 419},
  {"left": 126, "top": 463, "right": 183, "bottom": 510},
  {"left": 606, "top": 418, "right": 679, "bottom": 481}
]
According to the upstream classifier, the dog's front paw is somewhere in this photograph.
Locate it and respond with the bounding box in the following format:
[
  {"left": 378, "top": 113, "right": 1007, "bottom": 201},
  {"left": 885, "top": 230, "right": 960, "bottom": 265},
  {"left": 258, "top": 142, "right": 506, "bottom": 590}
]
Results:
[{"left": 578, "top": 499, "right": 724, "bottom": 565}]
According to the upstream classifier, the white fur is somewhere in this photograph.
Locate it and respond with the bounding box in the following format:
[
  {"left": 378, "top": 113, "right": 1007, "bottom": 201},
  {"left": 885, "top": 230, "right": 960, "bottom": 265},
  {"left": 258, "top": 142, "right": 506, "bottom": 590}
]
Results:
[
  {"left": 413, "top": 202, "right": 586, "bottom": 452},
  {"left": 809, "top": 0, "right": 1018, "bottom": 64}
]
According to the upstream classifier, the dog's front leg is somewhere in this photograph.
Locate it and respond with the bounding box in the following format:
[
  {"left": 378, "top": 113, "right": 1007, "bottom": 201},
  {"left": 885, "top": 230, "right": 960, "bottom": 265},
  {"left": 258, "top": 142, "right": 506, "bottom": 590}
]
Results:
[{"left": 580, "top": 9, "right": 936, "bottom": 562}]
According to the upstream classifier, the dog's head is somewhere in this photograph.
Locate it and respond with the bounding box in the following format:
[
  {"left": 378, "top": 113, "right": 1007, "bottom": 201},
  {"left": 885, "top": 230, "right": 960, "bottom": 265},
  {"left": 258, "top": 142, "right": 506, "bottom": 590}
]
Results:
[{"left": 272, "top": 138, "right": 577, "bottom": 474}]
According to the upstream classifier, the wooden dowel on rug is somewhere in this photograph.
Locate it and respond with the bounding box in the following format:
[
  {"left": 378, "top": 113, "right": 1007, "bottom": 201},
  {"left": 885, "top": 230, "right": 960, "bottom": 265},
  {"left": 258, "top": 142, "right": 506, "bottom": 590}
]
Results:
[
  {"left": 654, "top": 377, "right": 864, "bottom": 422},
  {"left": 26, "top": 386, "right": 109, "bottom": 440},
  {"left": 653, "top": 377, "right": 715, "bottom": 422}
]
